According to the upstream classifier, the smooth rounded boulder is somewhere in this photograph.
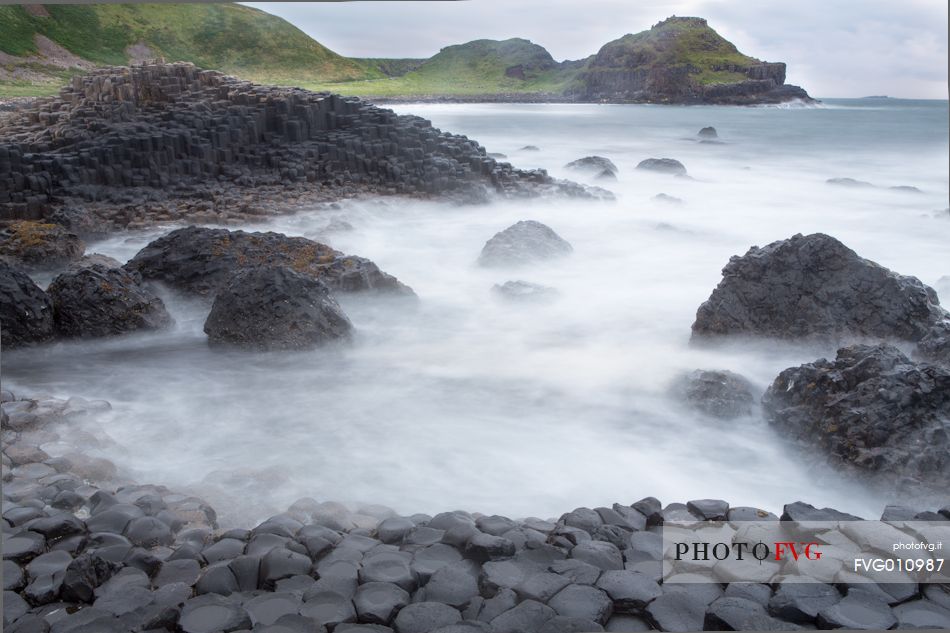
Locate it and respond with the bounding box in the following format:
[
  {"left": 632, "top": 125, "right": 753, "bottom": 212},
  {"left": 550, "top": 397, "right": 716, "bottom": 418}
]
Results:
[
  {"left": 478, "top": 221, "right": 573, "bottom": 267},
  {"left": 0, "top": 260, "right": 54, "bottom": 348},
  {"left": 126, "top": 226, "right": 413, "bottom": 297},
  {"left": 203, "top": 266, "right": 353, "bottom": 351},
  {"left": 565, "top": 156, "right": 618, "bottom": 180},
  {"left": 47, "top": 264, "right": 172, "bottom": 338},
  {"left": 763, "top": 344, "right": 950, "bottom": 494},
  {"left": 691, "top": 233, "right": 947, "bottom": 343},
  {"left": 636, "top": 158, "right": 686, "bottom": 176}
]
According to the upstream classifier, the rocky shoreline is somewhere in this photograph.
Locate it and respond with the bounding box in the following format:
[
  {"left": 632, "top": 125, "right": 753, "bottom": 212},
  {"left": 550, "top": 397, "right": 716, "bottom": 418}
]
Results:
[
  {"left": 2, "top": 64, "right": 949, "bottom": 633},
  {"left": 0, "top": 63, "right": 608, "bottom": 230},
  {"left": 3, "top": 389, "right": 950, "bottom": 633}
]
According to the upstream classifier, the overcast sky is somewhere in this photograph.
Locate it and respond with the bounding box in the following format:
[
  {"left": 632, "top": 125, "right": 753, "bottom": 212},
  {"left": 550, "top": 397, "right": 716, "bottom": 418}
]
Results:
[{"left": 243, "top": 0, "right": 948, "bottom": 98}]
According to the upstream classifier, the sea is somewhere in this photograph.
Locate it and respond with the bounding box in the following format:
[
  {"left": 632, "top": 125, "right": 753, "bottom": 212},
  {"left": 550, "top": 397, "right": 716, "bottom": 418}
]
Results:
[{"left": 4, "top": 98, "right": 948, "bottom": 526}]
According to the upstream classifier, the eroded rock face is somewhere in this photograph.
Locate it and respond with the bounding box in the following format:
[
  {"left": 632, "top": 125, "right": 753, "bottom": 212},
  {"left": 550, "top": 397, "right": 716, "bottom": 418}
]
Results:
[
  {"left": 47, "top": 264, "right": 172, "bottom": 338},
  {"left": 478, "top": 221, "right": 573, "bottom": 267},
  {"left": 126, "top": 226, "right": 413, "bottom": 297},
  {"left": 916, "top": 321, "right": 950, "bottom": 366},
  {"left": 203, "top": 266, "right": 353, "bottom": 351},
  {"left": 763, "top": 344, "right": 950, "bottom": 494},
  {"left": 0, "top": 221, "right": 85, "bottom": 271},
  {"left": 673, "top": 370, "right": 756, "bottom": 420},
  {"left": 0, "top": 260, "right": 54, "bottom": 348},
  {"left": 691, "top": 233, "right": 946, "bottom": 344}
]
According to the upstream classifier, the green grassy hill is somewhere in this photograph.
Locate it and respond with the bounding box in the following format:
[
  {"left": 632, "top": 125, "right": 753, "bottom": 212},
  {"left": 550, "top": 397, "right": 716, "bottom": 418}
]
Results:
[
  {"left": 306, "top": 38, "right": 582, "bottom": 98},
  {"left": 0, "top": 7, "right": 805, "bottom": 103},
  {"left": 587, "top": 16, "right": 759, "bottom": 85},
  {"left": 0, "top": 3, "right": 381, "bottom": 96}
]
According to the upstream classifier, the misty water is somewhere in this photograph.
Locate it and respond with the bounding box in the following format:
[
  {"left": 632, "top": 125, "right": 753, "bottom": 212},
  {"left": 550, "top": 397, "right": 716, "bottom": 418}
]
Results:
[{"left": 4, "top": 98, "right": 949, "bottom": 527}]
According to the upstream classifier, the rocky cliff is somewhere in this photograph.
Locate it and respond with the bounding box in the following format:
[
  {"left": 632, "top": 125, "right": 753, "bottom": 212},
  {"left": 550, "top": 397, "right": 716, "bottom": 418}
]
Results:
[
  {"left": 0, "top": 63, "right": 604, "bottom": 224},
  {"left": 576, "top": 17, "right": 811, "bottom": 104}
]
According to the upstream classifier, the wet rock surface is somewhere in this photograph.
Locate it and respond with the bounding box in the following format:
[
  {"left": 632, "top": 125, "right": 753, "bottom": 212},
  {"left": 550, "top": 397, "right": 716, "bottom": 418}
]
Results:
[
  {"left": 47, "top": 264, "right": 172, "bottom": 339},
  {"left": 126, "top": 226, "right": 413, "bottom": 297},
  {"left": 0, "top": 63, "right": 609, "bottom": 225},
  {"left": 763, "top": 344, "right": 950, "bottom": 495},
  {"left": 477, "top": 221, "right": 573, "bottom": 267},
  {"left": 672, "top": 369, "right": 756, "bottom": 420},
  {"left": 203, "top": 266, "right": 353, "bottom": 351},
  {"left": 0, "top": 260, "right": 54, "bottom": 348},
  {"left": 691, "top": 233, "right": 947, "bottom": 343}
]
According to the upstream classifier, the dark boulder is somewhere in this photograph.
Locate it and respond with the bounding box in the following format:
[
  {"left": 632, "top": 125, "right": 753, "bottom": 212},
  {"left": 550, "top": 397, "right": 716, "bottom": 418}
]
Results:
[
  {"left": 636, "top": 159, "right": 686, "bottom": 176},
  {"left": 763, "top": 344, "right": 950, "bottom": 493},
  {"left": 0, "top": 260, "right": 54, "bottom": 348},
  {"left": 691, "top": 233, "right": 946, "bottom": 343},
  {"left": 477, "top": 221, "right": 573, "bottom": 267},
  {"left": 565, "top": 157, "right": 618, "bottom": 178},
  {"left": 203, "top": 266, "right": 353, "bottom": 351},
  {"left": 672, "top": 369, "right": 756, "bottom": 419},
  {"left": 697, "top": 127, "right": 718, "bottom": 139},
  {"left": 125, "top": 226, "right": 412, "bottom": 297},
  {"left": 0, "top": 221, "right": 85, "bottom": 271},
  {"left": 47, "top": 264, "right": 172, "bottom": 338}
]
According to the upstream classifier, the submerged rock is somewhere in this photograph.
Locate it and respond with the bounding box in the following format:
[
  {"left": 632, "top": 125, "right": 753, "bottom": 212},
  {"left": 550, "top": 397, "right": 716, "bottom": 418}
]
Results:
[
  {"left": 763, "top": 344, "right": 950, "bottom": 494},
  {"left": 0, "top": 260, "right": 54, "bottom": 348},
  {"left": 826, "top": 177, "right": 874, "bottom": 188},
  {"left": 636, "top": 158, "right": 686, "bottom": 176},
  {"left": 691, "top": 233, "right": 946, "bottom": 343},
  {"left": 652, "top": 193, "right": 683, "bottom": 205},
  {"left": 478, "top": 221, "right": 573, "bottom": 267},
  {"left": 519, "top": 145, "right": 541, "bottom": 151},
  {"left": 491, "top": 281, "right": 559, "bottom": 303},
  {"left": 697, "top": 127, "right": 718, "bottom": 139},
  {"left": 47, "top": 264, "right": 172, "bottom": 338},
  {"left": 672, "top": 370, "right": 756, "bottom": 420},
  {"left": 126, "top": 226, "right": 413, "bottom": 297},
  {"left": 203, "top": 266, "right": 353, "bottom": 351},
  {"left": 0, "top": 221, "right": 85, "bottom": 271}
]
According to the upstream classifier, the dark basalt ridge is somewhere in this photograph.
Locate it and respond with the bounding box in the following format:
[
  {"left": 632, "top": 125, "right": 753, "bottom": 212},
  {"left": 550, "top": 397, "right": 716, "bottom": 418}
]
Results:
[{"left": 0, "top": 63, "right": 609, "bottom": 225}]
